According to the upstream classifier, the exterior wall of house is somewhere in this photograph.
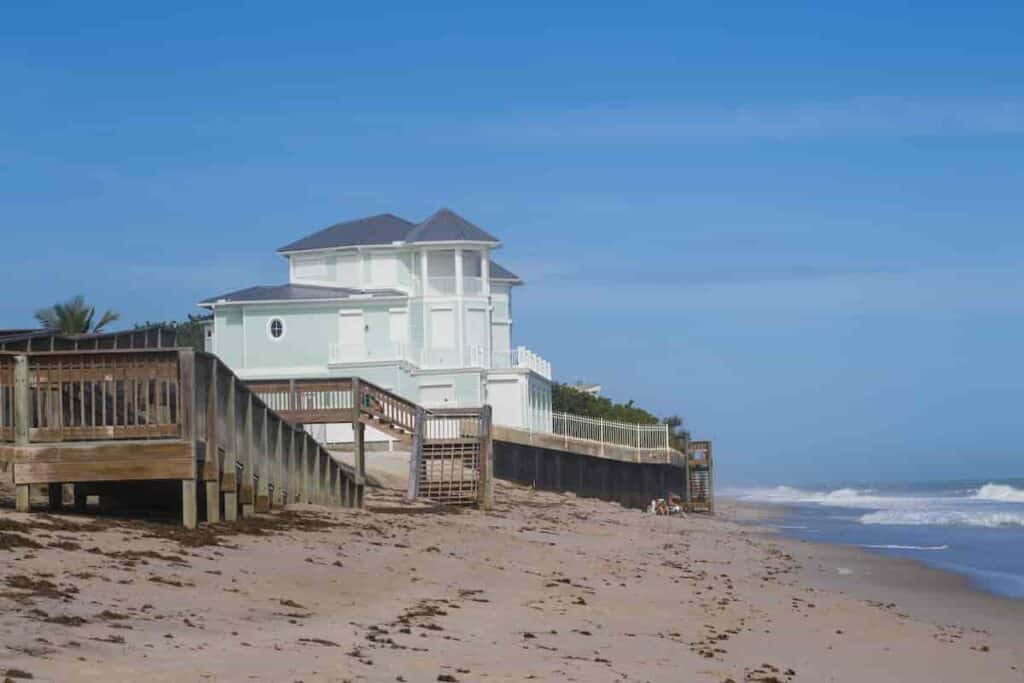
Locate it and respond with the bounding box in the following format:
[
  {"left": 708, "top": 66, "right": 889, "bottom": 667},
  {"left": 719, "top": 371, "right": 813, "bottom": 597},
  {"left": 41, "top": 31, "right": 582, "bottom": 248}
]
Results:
[
  {"left": 240, "top": 304, "right": 336, "bottom": 370},
  {"left": 204, "top": 242, "right": 551, "bottom": 431}
]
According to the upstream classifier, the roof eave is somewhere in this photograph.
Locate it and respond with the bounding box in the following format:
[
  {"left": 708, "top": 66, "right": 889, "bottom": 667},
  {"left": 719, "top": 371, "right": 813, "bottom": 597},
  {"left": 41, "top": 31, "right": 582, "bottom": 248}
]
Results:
[{"left": 199, "top": 294, "right": 410, "bottom": 308}]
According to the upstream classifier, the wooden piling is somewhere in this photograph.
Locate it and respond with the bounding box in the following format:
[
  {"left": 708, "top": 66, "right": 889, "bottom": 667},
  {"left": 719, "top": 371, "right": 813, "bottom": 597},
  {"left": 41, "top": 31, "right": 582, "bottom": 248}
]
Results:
[
  {"left": 353, "top": 420, "right": 366, "bottom": 509},
  {"left": 223, "top": 376, "right": 238, "bottom": 522},
  {"left": 182, "top": 479, "right": 197, "bottom": 529}
]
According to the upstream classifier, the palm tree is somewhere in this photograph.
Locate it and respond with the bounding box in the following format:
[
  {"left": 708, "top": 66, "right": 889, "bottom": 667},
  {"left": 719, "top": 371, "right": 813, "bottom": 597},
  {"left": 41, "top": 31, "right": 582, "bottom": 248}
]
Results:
[{"left": 34, "top": 295, "right": 120, "bottom": 335}]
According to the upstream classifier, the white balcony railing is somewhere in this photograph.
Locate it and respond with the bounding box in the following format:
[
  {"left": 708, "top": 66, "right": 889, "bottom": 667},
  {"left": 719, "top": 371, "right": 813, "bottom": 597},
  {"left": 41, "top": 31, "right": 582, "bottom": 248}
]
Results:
[
  {"left": 424, "top": 277, "right": 457, "bottom": 296},
  {"left": 418, "top": 276, "right": 487, "bottom": 296},
  {"left": 330, "top": 341, "right": 552, "bottom": 379},
  {"left": 470, "top": 345, "right": 552, "bottom": 380}
]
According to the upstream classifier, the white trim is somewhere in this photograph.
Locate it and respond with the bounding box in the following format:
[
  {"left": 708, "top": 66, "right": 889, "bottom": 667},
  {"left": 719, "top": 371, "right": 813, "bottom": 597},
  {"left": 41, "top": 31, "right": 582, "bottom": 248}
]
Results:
[
  {"left": 235, "top": 366, "right": 329, "bottom": 380},
  {"left": 266, "top": 317, "right": 287, "bottom": 342},
  {"left": 199, "top": 295, "right": 409, "bottom": 309},
  {"left": 241, "top": 307, "right": 248, "bottom": 367}
]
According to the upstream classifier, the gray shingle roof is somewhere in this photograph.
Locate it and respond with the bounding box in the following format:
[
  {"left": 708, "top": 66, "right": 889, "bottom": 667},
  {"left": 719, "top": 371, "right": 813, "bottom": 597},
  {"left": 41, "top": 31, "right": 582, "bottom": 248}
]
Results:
[
  {"left": 405, "top": 208, "right": 500, "bottom": 244},
  {"left": 489, "top": 261, "right": 522, "bottom": 283},
  {"left": 278, "top": 213, "right": 414, "bottom": 253},
  {"left": 199, "top": 284, "right": 406, "bottom": 305},
  {"left": 277, "top": 208, "right": 500, "bottom": 253}
]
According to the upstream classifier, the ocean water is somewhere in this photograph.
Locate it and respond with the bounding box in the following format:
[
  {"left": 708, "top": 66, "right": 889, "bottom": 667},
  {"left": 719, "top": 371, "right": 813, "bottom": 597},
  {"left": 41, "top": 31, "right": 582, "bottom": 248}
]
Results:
[{"left": 727, "top": 479, "right": 1024, "bottom": 599}]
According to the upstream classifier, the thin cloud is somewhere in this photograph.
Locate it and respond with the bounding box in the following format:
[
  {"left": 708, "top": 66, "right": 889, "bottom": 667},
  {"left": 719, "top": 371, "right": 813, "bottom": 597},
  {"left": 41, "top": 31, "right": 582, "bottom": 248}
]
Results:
[{"left": 473, "top": 96, "right": 1024, "bottom": 143}]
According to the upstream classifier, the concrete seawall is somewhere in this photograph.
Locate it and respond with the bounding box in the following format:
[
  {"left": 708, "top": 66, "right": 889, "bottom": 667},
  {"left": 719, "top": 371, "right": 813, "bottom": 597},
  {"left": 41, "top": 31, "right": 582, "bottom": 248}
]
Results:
[{"left": 493, "top": 438, "right": 687, "bottom": 510}]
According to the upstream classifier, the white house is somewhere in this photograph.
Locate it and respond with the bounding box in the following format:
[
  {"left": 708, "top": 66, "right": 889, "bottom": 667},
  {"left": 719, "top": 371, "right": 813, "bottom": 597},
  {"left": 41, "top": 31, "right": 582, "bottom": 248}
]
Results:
[{"left": 199, "top": 208, "right": 553, "bottom": 436}]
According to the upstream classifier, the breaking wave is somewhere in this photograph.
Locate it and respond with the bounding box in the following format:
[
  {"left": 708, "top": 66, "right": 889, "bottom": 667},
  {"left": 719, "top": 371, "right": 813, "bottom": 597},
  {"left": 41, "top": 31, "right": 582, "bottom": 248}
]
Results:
[
  {"left": 972, "top": 483, "right": 1024, "bottom": 503},
  {"left": 860, "top": 510, "right": 1024, "bottom": 528},
  {"left": 734, "top": 482, "right": 1024, "bottom": 528}
]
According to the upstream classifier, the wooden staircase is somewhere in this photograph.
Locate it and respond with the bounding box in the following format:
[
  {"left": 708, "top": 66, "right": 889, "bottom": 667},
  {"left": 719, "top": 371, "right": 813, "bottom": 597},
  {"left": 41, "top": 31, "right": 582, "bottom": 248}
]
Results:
[{"left": 245, "top": 377, "right": 493, "bottom": 508}]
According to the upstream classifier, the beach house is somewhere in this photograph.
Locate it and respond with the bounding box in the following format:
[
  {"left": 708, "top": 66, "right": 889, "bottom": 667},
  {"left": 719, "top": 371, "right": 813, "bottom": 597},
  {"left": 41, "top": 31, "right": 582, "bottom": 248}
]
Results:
[{"left": 198, "top": 208, "right": 553, "bottom": 436}]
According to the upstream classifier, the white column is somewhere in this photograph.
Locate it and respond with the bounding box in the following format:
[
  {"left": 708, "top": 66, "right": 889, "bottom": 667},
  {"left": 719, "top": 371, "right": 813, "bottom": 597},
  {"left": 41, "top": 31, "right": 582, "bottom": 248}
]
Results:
[
  {"left": 455, "top": 248, "right": 465, "bottom": 365},
  {"left": 420, "top": 249, "right": 429, "bottom": 296},
  {"left": 481, "top": 251, "right": 490, "bottom": 297},
  {"left": 455, "top": 248, "right": 464, "bottom": 296}
]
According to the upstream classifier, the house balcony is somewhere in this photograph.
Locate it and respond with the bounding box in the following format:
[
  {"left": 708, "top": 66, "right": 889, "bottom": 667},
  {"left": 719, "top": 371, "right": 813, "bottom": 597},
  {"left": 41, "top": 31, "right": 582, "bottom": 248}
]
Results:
[
  {"left": 467, "top": 345, "right": 553, "bottom": 380},
  {"left": 329, "top": 342, "right": 553, "bottom": 380},
  {"left": 418, "top": 276, "right": 486, "bottom": 297}
]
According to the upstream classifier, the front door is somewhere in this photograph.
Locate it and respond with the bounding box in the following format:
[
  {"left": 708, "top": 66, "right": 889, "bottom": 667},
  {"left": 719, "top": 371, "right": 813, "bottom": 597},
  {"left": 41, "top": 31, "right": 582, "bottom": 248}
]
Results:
[{"left": 338, "top": 310, "right": 365, "bottom": 361}]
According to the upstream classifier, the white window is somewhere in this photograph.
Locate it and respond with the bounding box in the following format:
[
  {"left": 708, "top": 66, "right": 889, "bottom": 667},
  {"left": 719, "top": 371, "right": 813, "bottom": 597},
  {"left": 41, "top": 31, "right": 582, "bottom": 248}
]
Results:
[
  {"left": 462, "top": 251, "right": 482, "bottom": 277},
  {"left": 292, "top": 254, "right": 328, "bottom": 282},
  {"left": 365, "top": 252, "right": 396, "bottom": 286},
  {"left": 389, "top": 308, "right": 409, "bottom": 344},
  {"left": 466, "top": 307, "right": 487, "bottom": 349},
  {"left": 430, "top": 307, "right": 455, "bottom": 349},
  {"left": 267, "top": 318, "right": 286, "bottom": 341},
  {"left": 336, "top": 253, "right": 359, "bottom": 287}
]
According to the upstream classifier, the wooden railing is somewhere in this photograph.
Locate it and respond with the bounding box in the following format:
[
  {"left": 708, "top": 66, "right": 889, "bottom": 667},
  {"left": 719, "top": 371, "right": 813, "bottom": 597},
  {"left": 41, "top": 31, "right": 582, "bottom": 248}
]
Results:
[
  {"left": 247, "top": 379, "right": 355, "bottom": 425},
  {"left": 21, "top": 350, "right": 184, "bottom": 443},
  {"left": 193, "top": 352, "right": 360, "bottom": 521},
  {"left": 355, "top": 379, "right": 418, "bottom": 436},
  {"left": 246, "top": 377, "right": 419, "bottom": 439}
]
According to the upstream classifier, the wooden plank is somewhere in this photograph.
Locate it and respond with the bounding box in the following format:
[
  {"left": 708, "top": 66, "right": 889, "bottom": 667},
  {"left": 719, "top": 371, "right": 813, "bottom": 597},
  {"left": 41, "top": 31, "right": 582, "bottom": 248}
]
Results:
[{"left": 14, "top": 455, "right": 194, "bottom": 484}]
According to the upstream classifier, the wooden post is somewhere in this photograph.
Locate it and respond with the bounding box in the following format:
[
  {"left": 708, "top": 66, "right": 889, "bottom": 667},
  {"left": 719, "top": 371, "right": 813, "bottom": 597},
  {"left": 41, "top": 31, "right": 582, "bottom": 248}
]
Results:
[
  {"left": 299, "top": 430, "right": 309, "bottom": 503},
  {"left": 287, "top": 429, "right": 297, "bottom": 504},
  {"left": 353, "top": 420, "right": 365, "bottom": 509},
  {"left": 479, "top": 405, "right": 494, "bottom": 510},
  {"left": 310, "top": 437, "right": 321, "bottom": 505},
  {"left": 15, "top": 484, "right": 30, "bottom": 513},
  {"left": 241, "top": 395, "right": 254, "bottom": 517},
  {"left": 182, "top": 480, "right": 198, "bottom": 529},
  {"left": 47, "top": 484, "right": 62, "bottom": 510},
  {"left": 255, "top": 406, "right": 271, "bottom": 513},
  {"left": 223, "top": 376, "right": 238, "bottom": 522},
  {"left": 406, "top": 407, "right": 424, "bottom": 502},
  {"left": 706, "top": 442, "right": 715, "bottom": 515},
  {"left": 331, "top": 462, "right": 340, "bottom": 506},
  {"left": 73, "top": 484, "right": 88, "bottom": 512},
  {"left": 178, "top": 349, "right": 198, "bottom": 528},
  {"left": 13, "top": 355, "right": 30, "bottom": 511},
  {"left": 205, "top": 358, "right": 221, "bottom": 524},
  {"left": 272, "top": 419, "right": 284, "bottom": 507}
]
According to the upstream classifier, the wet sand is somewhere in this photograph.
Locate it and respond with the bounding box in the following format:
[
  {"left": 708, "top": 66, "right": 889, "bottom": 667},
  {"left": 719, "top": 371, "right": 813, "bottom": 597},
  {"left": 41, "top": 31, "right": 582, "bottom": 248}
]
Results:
[{"left": 1, "top": 482, "right": 1022, "bottom": 682}]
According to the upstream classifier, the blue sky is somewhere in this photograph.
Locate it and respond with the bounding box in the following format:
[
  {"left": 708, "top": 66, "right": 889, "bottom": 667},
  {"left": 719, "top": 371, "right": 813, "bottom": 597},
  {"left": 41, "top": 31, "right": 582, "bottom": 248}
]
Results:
[{"left": 3, "top": 2, "right": 1023, "bottom": 485}]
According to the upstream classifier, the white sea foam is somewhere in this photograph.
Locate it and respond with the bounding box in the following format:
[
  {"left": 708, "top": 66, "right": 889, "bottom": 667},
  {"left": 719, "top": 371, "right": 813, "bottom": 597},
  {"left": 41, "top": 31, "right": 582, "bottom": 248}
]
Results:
[
  {"left": 972, "top": 483, "right": 1024, "bottom": 503},
  {"left": 733, "top": 483, "right": 1024, "bottom": 528},
  {"left": 862, "top": 544, "right": 949, "bottom": 551},
  {"left": 860, "top": 509, "right": 1024, "bottom": 528}
]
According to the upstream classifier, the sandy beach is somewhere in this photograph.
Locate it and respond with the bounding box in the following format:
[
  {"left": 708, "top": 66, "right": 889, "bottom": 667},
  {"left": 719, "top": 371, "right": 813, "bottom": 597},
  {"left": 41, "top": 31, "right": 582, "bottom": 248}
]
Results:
[{"left": 1, "top": 480, "right": 1022, "bottom": 682}]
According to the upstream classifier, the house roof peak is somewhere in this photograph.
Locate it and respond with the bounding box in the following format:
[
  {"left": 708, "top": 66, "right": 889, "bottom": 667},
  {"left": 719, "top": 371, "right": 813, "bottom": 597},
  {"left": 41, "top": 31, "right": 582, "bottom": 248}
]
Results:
[
  {"left": 406, "top": 208, "right": 500, "bottom": 244},
  {"left": 277, "top": 208, "right": 500, "bottom": 253}
]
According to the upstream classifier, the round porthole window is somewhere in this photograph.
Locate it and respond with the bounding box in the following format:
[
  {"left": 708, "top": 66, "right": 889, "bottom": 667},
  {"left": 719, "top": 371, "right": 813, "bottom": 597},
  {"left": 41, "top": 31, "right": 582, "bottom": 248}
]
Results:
[{"left": 268, "top": 318, "right": 285, "bottom": 341}]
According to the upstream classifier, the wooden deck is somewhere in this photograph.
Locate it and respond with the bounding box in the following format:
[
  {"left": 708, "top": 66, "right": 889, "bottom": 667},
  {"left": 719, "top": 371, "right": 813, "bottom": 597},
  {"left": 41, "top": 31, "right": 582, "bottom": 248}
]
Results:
[{"left": 0, "top": 348, "right": 363, "bottom": 528}]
